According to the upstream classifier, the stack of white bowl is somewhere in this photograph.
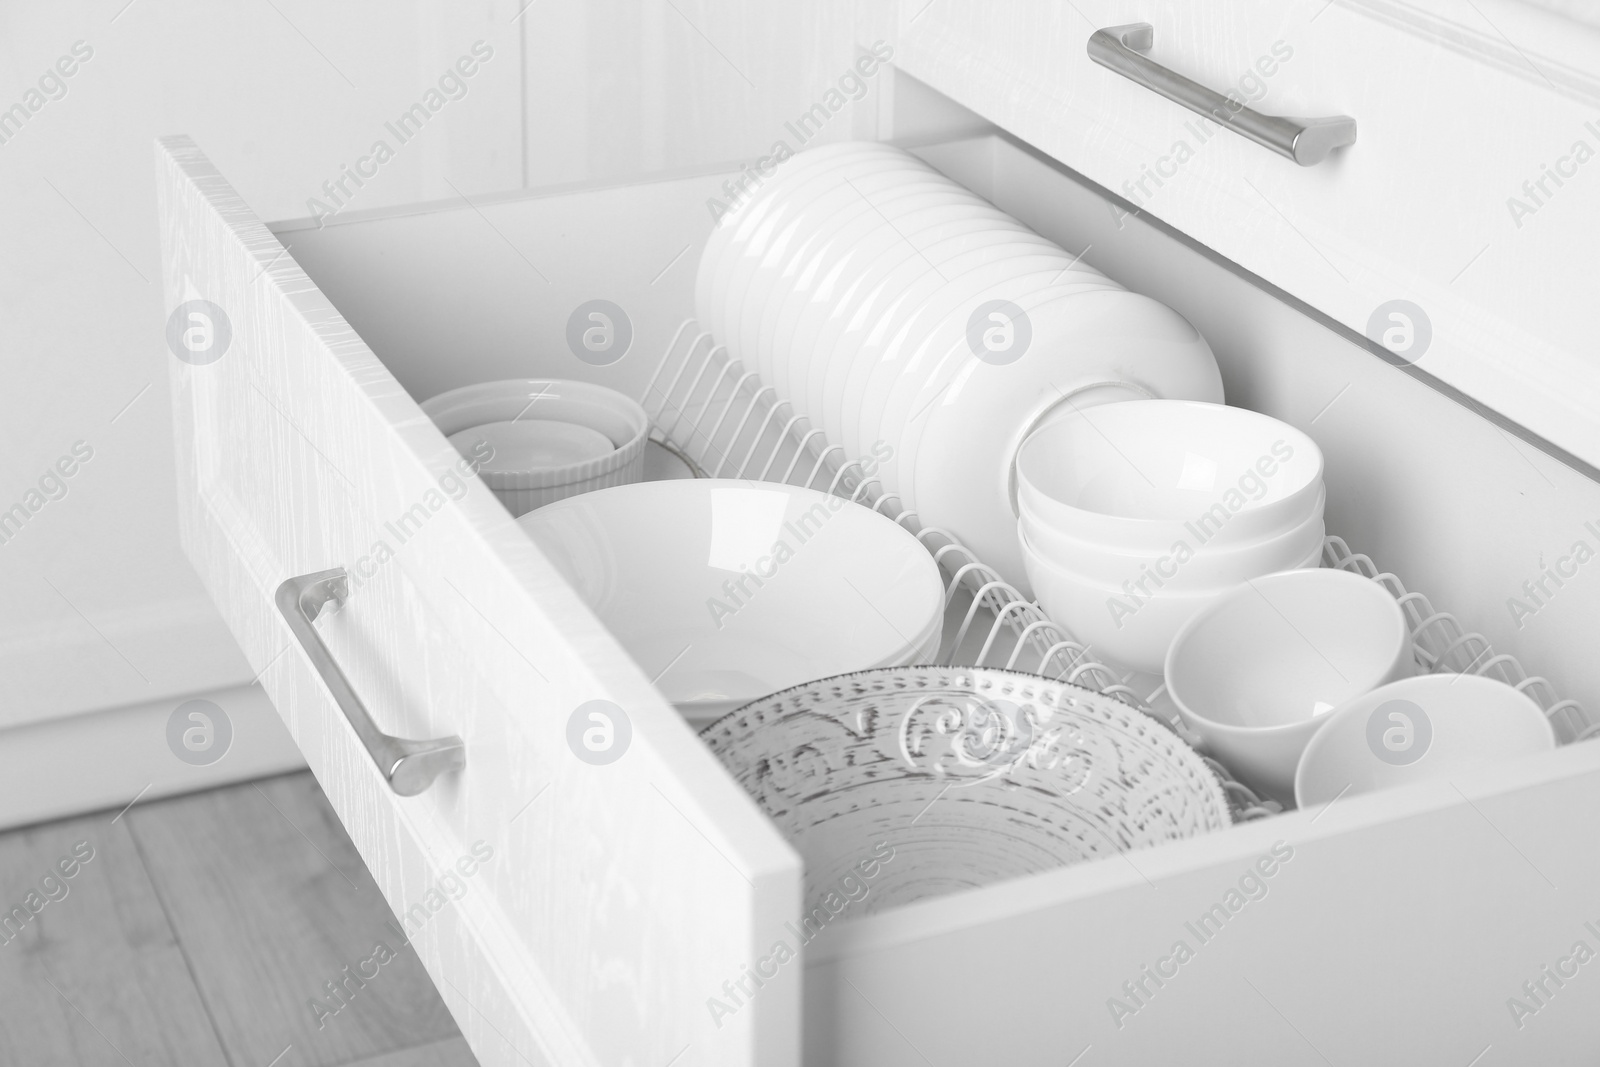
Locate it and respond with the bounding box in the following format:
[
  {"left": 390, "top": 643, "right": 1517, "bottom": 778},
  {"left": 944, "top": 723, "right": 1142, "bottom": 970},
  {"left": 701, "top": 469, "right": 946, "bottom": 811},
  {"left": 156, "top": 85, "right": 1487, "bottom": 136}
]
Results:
[
  {"left": 1015, "top": 400, "right": 1327, "bottom": 674},
  {"left": 695, "top": 141, "right": 1223, "bottom": 594},
  {"left": 422, "top": 379, "right": 649, "bottom": 516}
]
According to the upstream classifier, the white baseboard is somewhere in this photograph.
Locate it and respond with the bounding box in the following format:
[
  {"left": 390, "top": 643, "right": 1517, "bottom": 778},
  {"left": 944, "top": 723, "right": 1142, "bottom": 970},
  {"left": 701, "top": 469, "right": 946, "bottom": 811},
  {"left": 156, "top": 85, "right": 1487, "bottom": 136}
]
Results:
[{"left": 0, "top": 683, "right": 307, "bottom": 831}]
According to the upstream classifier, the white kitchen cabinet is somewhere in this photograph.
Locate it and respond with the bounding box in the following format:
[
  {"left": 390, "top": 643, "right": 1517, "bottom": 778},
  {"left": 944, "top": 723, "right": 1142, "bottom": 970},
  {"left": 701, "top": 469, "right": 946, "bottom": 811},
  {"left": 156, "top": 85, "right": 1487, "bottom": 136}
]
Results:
[
  {"left": 157, "top": 4, "right": 1600, "bottom": 1062},
  {"left": 899, "top": 0, "right": 1600, "bottom": 472}
]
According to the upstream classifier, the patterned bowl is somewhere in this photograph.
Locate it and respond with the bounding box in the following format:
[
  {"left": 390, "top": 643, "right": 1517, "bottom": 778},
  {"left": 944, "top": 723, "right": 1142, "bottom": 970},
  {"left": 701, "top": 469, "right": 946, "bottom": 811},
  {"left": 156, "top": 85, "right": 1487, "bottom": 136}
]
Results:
[{"left": 701, "top": 666, "right": 1229, "bottom": 916}]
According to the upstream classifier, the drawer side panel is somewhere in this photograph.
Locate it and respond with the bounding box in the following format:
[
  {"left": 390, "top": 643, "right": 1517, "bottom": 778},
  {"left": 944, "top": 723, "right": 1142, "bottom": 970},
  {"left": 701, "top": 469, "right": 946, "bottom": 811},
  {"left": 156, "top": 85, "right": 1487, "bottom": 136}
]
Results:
[{"left": 155, "top": 135, "right": 801, "bottom": 1067}]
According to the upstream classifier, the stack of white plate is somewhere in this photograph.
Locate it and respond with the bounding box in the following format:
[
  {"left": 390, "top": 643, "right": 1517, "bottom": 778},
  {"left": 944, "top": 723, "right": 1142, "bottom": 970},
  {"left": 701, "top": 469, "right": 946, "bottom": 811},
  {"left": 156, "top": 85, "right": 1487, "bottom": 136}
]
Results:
[
  {"left": 1015, "top": 400, "right": 1327, "bottom": 673},
  {"left": 695, "top": 141, "right": 1224, "bottom": 593}
]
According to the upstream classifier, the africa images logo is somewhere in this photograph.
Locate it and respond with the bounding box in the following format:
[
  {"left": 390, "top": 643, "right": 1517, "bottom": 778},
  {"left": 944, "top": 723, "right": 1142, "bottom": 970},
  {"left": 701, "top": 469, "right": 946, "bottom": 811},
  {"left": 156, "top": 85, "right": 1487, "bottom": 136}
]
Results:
[{"left": 166, "top": 299, "right": 232, "bottom": 365}]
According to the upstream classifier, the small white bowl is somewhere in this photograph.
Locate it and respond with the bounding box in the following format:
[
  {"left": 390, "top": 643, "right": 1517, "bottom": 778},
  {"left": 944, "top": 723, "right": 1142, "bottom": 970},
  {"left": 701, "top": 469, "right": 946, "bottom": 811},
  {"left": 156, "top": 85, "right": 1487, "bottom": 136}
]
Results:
[
  {"left": 1015, "top": 400, "right": 1324, "bottom": 553},
  {"left": 1021, "top": 527, "right": 1233, "bottom": 674},
  {"left": 1019, "top": 492, "right": 1325, "bottom": 591},
  {"left": 518, "top": 480, "right": 945, "bottom": 724},
  {"left": 448, "top": 419, "right": 615, "bottom": 471},
  {"left": 421, "top": 379, "right": 648, "bottom": 516},
  {"left": 1295, "top": 674, "right": 1556, "bottom": 808},
  {"left": 1164, "top": 568, "right": 1414, "bottom": 801}
]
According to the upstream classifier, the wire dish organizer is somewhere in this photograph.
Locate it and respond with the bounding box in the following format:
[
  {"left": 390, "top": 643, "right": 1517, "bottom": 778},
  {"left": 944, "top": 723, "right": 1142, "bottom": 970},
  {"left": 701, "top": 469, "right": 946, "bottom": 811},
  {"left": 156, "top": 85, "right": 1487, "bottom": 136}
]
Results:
[{"left": 639, "top": 320, "right": 1598, "bottom": 820}]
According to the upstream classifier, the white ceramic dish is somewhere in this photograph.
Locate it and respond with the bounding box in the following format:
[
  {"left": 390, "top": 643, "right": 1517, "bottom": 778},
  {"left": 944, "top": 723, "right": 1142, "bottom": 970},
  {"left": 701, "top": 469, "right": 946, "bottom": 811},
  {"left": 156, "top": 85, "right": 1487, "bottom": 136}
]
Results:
[
  {"left": 1023, "top": 516, "right": 1324, "bottom": 599},
  {"left": 902, "top": 294, "right": 1226, "bottom": 592},
  {"left": 702, "top": 146, "right": 900, "bottom": 367},
  {"left": 763, "top": 182, "right": 969, "bottom": 405},
  {"left": 1015, "top": 400, "right": 1325, "bottom": 552},
  {"left": 700, "top": 666, "right": 1231, "bottom": 914},
  {"left": 421, "top": 379, "right": 648, "bottom": 516},
  {"left": 1022, "top": 526, "right": 1266, "bottom": 675},
  {"left": 1019, "top": 492, "right": 1327, "bottom": 590},
  {"left": 718, "top": 152, "right": 919, "bottom": 382},
  {"left": 738, "top": 165, "right": 940, "bottom": 385},
  {"left": 517, "top": 479, "right": 945, "bottom": 723},
  {"left": 696, "top": 142, "right": 900, "bottom": 333},
  {"left": 875, "top": 270, "right": 1122, "bottom": 503},
  {"left": 1294, "top": 673, "right": 1556, "bottom": 808},
  {"left": 778, "top": 194, "right": 973, "bottom": 411},
  {"left": 821, "top": 227, "right": 1060, "bottom": 453},
  {"left": 783, "top": 185, "right": 1036, "bottom": 407},
  {"left": 788, "top": 201, "right": 999, "bottom": 423},
  {"left": 1164, "top": 568, "right": 1416, "bottom": 802},
  {"left": 848, "top": 252, "right": 1096, "bottom": 462},
  {"left": 447, "top": 420, "right": 615, "bottom": 472}
]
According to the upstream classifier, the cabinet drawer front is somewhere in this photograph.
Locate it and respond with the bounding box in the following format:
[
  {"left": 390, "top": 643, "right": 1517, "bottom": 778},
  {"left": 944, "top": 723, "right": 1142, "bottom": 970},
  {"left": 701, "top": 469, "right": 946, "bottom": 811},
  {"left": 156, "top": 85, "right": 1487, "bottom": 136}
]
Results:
[
  {"left": 899, "top": 0, "right": 1600, "bottom": 470},
  {"left": 156, "top": 137, "right": 800, "bottom": 1067}
]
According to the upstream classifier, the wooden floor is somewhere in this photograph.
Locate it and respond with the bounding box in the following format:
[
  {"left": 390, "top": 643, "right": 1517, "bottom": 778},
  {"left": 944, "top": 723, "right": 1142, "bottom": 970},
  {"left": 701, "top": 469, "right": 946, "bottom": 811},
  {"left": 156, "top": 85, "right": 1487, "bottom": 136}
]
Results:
[{"left": 0, "top": 771, "right": 479, "bottom": 1067}]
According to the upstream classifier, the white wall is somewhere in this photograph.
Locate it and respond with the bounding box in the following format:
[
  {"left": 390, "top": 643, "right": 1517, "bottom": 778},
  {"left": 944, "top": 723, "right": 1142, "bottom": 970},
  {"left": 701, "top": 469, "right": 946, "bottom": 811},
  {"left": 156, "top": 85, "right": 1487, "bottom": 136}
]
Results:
[{"left": 0, "top": 0, "right": 880, "bottom": 737}]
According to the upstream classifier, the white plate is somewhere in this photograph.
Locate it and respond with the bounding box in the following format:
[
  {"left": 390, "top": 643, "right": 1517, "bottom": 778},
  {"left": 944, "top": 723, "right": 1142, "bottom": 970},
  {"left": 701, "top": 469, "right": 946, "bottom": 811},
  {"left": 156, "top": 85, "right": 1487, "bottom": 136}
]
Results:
[
  {"left": 902, "top": 288, "right": 1225, "bottom": 591},
  {"left": 851, "top": 252, "right": 1099, "bottom": 464},
  {"left": 721, "top": 157, "right": 884, "bottom": 383},
  {"left": 804, "top": 206, "right": 1027, "bottom": 441},
  {"left": 517, "top": 479, "right": 945, "bottom": 721},
  {"left": 876, "top": 270, "right": 1122, "bottom": 505},
  {"left": 700, "top": 666, "right": 1230, "bottom": 912},
  {"left": 701, "top": 145, "right": 903, "bottom": 365},
  {"left": 820, "top": 226, "right": 1056, "bottom": 455},
  {"left": 843, "top": 241, "right": 1099, "bottom": 461},
  {"left": 695, "top": 142, "right": 899, "bottom": 335},
  {"left": 764, "top": 182, "right": 979, "bottom": 407},
  {"left": 771, "top": 192, "right": 961, "bottom": 414},
  {"left": 736, "top": 162, "right": 940, "bottom": 384},
  {"left": 755, "top": 177, "right": 957, "bottom": 404}
]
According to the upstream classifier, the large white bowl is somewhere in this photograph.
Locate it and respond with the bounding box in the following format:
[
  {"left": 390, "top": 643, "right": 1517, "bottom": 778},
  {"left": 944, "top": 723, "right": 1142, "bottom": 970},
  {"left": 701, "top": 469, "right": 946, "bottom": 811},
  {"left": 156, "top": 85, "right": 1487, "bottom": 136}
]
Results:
[
  {"left": 1294, "top": 674, "right": 1556, "bottom": 808},
  {"left": 1015, "top": 400, "right": 1325, "bottom": 554},
  {"left": 518, "top": 480, "right": 944, "bottom": 724},
  {"left": 1164, "top": 568, "right": 1415, "bottom": 802}
]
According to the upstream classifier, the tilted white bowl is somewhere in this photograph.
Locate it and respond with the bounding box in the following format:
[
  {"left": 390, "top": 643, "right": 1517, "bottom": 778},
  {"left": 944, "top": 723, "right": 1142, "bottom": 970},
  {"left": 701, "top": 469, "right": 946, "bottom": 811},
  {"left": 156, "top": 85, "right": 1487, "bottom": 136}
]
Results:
[
  {"left": 518, "top": 480, "right": 945, "bottom": 724},
  {"left": 1165, "top": 568, "right": 1415, "bottom": 802},
  {"left": 1295, "top": 673, "right": 1556, "bottom": 808}
]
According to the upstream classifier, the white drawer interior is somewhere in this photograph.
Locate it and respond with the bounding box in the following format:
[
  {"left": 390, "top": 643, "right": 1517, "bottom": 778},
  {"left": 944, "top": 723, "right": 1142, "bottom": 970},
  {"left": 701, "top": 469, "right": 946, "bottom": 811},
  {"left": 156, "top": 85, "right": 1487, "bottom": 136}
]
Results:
[
  {"left": 266, "top": 129, "right": 1600, "bottom": 1061},
  {"left": 276, "top": 131, "right": 1600, "bottom": 727}
]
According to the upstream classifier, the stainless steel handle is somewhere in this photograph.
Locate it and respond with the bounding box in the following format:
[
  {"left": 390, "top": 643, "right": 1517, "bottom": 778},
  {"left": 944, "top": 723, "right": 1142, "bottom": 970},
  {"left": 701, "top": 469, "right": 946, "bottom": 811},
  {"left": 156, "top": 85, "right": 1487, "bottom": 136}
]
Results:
[
  {"left": 275, "top": 567, "right": 465, "bottom": 796},
  {"left": 1087, "top": 24, "right": 1356, "bottom": 166}
]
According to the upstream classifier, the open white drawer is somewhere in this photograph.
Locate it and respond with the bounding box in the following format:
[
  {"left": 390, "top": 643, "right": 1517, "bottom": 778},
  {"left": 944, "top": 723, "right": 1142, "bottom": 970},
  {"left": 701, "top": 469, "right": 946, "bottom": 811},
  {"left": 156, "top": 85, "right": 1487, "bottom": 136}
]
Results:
[{"left": 157, "top": 124, "right": 1600, "bottom": 1065}]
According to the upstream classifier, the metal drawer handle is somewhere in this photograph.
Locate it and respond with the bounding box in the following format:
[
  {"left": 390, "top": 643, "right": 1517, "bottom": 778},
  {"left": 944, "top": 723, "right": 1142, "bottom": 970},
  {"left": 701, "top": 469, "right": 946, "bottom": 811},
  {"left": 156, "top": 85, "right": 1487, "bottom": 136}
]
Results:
[
  {"left": 275, "top": 567, "right": 465, "bottom": 796},
  {"left": 1088, "top": 23, "right": 1356, "bottom": 166}
]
